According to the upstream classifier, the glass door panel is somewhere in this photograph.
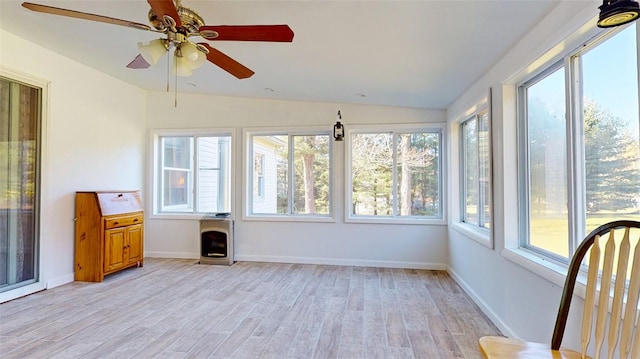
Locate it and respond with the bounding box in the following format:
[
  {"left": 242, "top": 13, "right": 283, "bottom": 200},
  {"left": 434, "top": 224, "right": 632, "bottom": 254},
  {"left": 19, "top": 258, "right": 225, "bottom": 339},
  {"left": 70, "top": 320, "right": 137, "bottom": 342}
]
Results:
[{"left": 0, "top": 77, "right": 41, "bottom": 294}]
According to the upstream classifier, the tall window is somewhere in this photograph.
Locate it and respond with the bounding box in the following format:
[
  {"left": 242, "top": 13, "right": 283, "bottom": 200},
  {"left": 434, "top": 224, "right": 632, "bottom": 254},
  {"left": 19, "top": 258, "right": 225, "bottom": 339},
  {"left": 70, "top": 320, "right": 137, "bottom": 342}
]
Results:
[
  {"left": 248, "top": 130, "right": 331, "bottom": 216},
  {"left": 155, "top": 132, "right": 232, "bottom": 214},
  {"left": 519, "top": 24, "right": 640, "bottom": 261},
  {"left": 461, "top": 110, "right": 491, "bottom": 230},
  {"left": 348, "top": 125, "right": 444, "bottom": 220}
]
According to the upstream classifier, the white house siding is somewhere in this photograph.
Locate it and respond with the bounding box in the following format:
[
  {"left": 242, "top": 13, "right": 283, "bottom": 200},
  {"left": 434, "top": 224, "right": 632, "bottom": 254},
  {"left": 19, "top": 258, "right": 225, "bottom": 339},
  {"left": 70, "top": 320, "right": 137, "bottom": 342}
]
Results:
[
  {"left": 198, "top": 137, "right": 231, "bottom": 213},
  {"left": 252, "top": 138, "right": 279, "bottom": 214}
]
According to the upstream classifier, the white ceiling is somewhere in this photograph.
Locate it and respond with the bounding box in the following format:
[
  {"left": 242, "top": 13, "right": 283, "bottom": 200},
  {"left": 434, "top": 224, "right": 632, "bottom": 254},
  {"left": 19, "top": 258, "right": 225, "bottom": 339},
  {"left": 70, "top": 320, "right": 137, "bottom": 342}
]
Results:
[{"left": 0, "top": 0, "right": 567, "bottom": 110}]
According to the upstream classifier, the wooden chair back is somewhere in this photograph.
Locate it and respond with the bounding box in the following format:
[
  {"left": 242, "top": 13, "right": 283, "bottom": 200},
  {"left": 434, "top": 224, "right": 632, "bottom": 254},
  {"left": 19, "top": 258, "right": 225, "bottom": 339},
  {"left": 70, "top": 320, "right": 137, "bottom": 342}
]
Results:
[{"left": 551, "top": 220, "right": 640, "bottom": 358}]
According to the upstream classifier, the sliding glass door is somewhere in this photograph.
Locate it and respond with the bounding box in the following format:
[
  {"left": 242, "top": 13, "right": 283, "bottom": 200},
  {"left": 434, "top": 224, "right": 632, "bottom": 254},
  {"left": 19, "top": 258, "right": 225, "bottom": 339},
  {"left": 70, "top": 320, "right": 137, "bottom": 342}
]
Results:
[{"left": 0, "top": 75, "right": 42, "bottom": 298}]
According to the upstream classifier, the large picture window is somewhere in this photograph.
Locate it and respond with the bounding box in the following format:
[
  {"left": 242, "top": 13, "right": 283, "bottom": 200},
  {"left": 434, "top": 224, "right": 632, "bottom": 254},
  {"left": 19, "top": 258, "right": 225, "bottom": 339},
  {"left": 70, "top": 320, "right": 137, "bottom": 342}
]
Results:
[
  {"left": 518, "top": 23, "right": 640, "bottom": 262},
  {"left": 348, "top": 125, "right": 444, "bottom": 222},
  {"left": 153, "top": 131, "right": 232, "bottom": 215},
  {"left": 247, "top": 130, "right": 332, "bottom": 217}
]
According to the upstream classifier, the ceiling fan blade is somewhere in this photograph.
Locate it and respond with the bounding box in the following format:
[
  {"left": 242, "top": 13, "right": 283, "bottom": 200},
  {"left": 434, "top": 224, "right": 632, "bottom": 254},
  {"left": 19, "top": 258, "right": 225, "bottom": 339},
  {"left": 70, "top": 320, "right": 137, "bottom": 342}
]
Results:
[
  {"left": 21, "top": 2, "right": 152, "bottom": 31},
  {"left": 199, "top": 43, "right": 254, "bottom": 79},
  {"left": 147, "top": 0, "right": 182, "bottom": 28},
  {"left": 199, "top": 25, "right": 294, "bottom": 42},
  {"left": 126, "top": 54, "right": 151, "bottom": 69}
]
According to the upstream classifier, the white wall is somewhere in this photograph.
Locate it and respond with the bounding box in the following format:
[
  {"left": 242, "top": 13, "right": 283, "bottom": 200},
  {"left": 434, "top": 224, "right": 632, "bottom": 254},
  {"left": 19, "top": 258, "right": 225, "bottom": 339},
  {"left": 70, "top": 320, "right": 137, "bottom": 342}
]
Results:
[
  {"left": 0, "top": 30, "right": 147, "bottom": 289},
  {"left": 446, "top": 0, "right": 600, "bottom": 351},
  {"left": 145, "top": 91, "right": 449, "bottom": 269}
]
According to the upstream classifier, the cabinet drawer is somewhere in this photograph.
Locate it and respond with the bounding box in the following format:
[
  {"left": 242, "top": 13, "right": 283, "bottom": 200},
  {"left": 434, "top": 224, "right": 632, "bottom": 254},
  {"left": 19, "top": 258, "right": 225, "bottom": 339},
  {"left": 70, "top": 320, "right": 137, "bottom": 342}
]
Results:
[{"left": 104, "top": 214, "right": 143, "bottom": 229}]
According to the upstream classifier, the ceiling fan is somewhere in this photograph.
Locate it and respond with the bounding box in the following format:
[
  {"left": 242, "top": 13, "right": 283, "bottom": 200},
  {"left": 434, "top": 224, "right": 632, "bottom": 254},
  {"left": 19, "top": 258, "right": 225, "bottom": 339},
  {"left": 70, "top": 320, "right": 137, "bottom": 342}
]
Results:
[{"left": 21, "top": 0, "right": 294, "bottom": 79}]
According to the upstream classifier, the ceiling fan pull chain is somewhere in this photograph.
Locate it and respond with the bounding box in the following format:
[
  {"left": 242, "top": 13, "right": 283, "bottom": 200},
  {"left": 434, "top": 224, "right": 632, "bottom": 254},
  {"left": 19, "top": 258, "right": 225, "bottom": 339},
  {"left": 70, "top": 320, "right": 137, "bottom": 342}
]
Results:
[
  {"left": 174, "top": 54, "right": 179, "bottom": 108},
  {"left": 166, "top": 48, "right": 170, "bottom": 92}
]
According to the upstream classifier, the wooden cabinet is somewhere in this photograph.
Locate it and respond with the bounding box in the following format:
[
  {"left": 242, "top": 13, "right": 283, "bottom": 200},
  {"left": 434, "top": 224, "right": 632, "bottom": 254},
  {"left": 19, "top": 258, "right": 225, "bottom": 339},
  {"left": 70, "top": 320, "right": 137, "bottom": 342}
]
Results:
[{"left": 75, "top": 191, "right": 144, "bottom": 282}]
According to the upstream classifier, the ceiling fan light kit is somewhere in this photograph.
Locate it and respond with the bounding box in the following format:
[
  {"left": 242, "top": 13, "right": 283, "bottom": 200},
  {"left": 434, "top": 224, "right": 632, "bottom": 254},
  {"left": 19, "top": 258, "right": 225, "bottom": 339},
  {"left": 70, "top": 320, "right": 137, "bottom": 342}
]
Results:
[
  {"left": 597, "top": 0, "right": 640, "bottom": 28},
  {"left": 20, "top": 0, "right": 294, "bottom": 80},
  {"left": 138, "top": 39, "right": 168, "bottom": 66}
]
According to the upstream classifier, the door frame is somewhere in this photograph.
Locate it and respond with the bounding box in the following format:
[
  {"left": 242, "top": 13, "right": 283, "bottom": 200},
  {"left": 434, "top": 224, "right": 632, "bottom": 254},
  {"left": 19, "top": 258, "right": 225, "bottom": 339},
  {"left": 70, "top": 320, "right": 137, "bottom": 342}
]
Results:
[{"left": 0, "top": 67, "right": 49, "bottom": 303}]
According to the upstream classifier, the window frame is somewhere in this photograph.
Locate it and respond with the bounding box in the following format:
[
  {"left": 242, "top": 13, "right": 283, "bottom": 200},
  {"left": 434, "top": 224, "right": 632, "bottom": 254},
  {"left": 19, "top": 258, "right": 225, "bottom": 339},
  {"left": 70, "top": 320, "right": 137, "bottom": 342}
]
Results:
[
  {"left": 345, "top": 123, "right": 447, "bottom": 225},
  {"left": 243, "top": 127, "right": 335, "bottom": 222},
  {"left": 149, "top": 128, "right": 235, "bottom": 219},
  {"left": 512, "top": 22, "right": 640, "bottom": 270},
  {"left": 459, "top": 107, "right": 493, "bottom": 234},
  {"left": 0, "top": 68, "right": 48, "bottom": 303}
]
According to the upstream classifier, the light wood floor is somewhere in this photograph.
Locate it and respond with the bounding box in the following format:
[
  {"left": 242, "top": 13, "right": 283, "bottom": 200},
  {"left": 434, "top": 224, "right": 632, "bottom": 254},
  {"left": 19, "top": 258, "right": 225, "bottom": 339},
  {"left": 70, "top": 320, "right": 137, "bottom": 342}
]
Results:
[{"left": 0, "top": 258, "right": 500, "bottom": 358}]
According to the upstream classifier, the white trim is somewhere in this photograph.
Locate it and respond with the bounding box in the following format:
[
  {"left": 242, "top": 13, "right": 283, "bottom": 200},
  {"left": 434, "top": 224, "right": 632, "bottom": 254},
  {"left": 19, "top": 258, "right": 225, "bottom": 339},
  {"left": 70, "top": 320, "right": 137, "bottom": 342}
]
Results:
[
  {"left": 148, "top": 128, "right": 236, "bottom": 219},
  {"left": 451, "top": 222, "right": 492, "bottom": 249},
  {"left": 345, "top": 122, "right": 448, "bottom": 223},
  {"left": 346, "top": 217, "right": 447, "bottom": 226},
  {"left": 242, "top": 215, "right": 335, "bottom": 223},
  {"left": 46, "top": 273, "right": 74, "bottom": 289},
  {"left": 0, "top": 67, "right": 49, "bottom": 304},
  {"left": 501, "top": 247, "right": 569, "bottom": 288},
  {"left": 243, "top": 126, "right": 336, "bottom": 221},
  {"left": 235, "top": 254, "right": 447, "bottom": 270},
  {"left": 447, "top": 266, "right": 518, "bottom": 339},
  {"left": 500, "top": 247, "right": 595, "bottom": 304},
  {"left": 145, "top": 252, "right": 199, "bottom": 259},
  {"left": 0, "top": 282, "right": 45, "bottom": 303},
  {"left": 450, "top": 90, "right": 494, "bottom": 249}
]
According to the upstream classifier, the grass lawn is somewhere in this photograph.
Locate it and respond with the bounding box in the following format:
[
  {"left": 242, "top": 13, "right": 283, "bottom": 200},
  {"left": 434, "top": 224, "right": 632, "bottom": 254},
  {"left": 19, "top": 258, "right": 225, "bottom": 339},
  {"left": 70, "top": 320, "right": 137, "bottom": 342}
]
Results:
[{"left": 529, "top": 214, "right": 640, "bottom": 259}]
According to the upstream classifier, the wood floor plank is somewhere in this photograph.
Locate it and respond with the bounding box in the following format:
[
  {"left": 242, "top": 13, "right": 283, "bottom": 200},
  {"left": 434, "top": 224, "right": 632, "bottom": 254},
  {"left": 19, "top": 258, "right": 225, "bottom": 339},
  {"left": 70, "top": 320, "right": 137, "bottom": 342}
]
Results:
[{"left": 0, "top": 258, "right": 500, "bottom": 359}]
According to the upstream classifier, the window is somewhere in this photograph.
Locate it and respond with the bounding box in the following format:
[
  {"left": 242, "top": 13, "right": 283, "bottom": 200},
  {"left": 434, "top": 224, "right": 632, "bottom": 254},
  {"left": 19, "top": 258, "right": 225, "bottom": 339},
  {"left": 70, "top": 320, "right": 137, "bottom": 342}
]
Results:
[
  {"left": 348, "top": 125, "right": 444, "bottom": 221},
  {"left": 518, "top": 24, "right": 640, "bottom": 262},
  {"left": 461, "top": 110, "right": 491, "bottom": 230},
  {"left": 247, "top": 130, "right": 331, "bottom": 217},
  {"left": 153, "top": 131, "right": 232, "bottom": 215}
]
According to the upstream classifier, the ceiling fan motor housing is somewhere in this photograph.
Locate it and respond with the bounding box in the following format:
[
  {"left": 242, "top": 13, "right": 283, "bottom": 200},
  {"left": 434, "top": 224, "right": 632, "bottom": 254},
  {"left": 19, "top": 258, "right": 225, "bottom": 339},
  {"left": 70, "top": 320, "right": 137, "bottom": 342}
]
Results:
[{"left": 147, "top": 5, "right": 204, "bottom": 35}]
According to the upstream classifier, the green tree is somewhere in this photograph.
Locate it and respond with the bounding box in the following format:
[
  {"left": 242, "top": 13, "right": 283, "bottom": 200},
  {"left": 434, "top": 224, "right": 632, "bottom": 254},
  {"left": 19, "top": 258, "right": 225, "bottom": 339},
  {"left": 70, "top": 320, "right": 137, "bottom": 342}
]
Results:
[{"left": 584, "top": 100, "right": 640, "bottom": 213}]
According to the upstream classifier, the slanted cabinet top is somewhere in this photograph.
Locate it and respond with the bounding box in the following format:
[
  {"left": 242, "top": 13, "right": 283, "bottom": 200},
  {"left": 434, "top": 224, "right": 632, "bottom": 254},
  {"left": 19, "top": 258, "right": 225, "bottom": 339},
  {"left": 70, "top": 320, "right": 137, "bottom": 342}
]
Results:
[{"left": 77, "top": 191, "right": 143, "bottom": 216}]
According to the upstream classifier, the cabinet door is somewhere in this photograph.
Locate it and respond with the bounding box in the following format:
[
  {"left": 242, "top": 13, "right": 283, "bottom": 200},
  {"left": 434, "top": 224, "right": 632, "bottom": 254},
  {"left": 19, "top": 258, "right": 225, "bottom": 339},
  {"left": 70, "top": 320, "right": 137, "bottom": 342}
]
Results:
[
  {"left": 126, "top": 224, "right": 143, "bottom": 265},
  {"left": 104, "top": 228, "right": 126, "bottom": 273}
]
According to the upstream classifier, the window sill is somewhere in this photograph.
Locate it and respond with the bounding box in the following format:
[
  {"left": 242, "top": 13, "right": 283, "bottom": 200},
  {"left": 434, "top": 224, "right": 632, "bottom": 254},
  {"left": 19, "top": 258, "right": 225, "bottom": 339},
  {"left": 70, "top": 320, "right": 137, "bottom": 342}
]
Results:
[
  {"left": 500, "top": 247, "right": 589, "bottom": 296},
  {"left": 345, "top": 216, "right": 446, "bottom": 225},
  {"left": 451, "top": 222, "right": 492, "bottom": 248},
  {"left": 148, "top": 213, "right": 228, "bottom": 221},
  {"left": 242, "top": 214, "right": 336, "bottom": 223}
]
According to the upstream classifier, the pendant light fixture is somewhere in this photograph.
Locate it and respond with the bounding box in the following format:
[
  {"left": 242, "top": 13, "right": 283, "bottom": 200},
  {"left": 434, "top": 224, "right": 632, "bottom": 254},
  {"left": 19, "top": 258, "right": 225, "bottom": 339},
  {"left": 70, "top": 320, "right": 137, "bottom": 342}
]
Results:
[
  {"left": 334, "top": 111, "right": 345, "bottom": 142},
  {"left": 597, "top": 0, "right": 640, "bottom": 28}
]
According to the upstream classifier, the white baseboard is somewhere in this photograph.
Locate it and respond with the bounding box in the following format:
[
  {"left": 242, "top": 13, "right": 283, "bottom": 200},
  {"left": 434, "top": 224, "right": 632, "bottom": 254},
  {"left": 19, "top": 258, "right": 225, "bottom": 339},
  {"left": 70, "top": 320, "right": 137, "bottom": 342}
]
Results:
[
  {"left": 46, "top": 273, "right": 74, "bottom": 289},
  {"left": 145, "top": 251, "right": 446, "bottom": 270},
  {"left": 235, "top": 254, "right": 447, "bottom": 270},
  {"left": 447, "top": 266, "right": 518, "bottom": 339},
  {"left": 145, "top": 251, "right": 199, "bottom": 259}
]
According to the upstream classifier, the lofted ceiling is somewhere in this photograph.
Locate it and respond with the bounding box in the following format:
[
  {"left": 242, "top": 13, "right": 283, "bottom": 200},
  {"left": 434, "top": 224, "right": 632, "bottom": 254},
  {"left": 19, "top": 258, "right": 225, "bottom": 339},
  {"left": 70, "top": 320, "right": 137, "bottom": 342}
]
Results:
[{"left": 0, "top": 0, "right": 569, "bottom": 110}]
